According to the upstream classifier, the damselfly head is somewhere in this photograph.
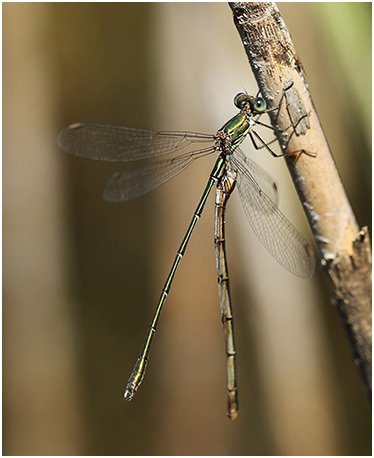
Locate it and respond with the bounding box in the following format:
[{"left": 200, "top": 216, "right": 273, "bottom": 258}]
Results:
[{"left": 234, "top": 93, "right": 267, "bottom": 115}]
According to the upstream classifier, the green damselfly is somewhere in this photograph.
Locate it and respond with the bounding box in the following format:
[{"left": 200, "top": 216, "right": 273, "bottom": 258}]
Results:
[{"left": 58, "top": 87, "right": 315, "bottom": 420}]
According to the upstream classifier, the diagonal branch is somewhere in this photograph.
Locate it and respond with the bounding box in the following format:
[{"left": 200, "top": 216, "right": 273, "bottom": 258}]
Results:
[{"left": 229, "top": 2, "right": 371, "bottom": 396}]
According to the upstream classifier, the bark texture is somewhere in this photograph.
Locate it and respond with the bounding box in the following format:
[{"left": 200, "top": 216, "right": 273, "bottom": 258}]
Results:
[{"left": 229, "top": 2, "right": 371, "bottom": 394}]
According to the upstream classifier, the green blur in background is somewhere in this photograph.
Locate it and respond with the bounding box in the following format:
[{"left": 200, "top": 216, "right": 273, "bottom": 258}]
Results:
[{"left": 3, "top": 3, "right": 371, "bottom": 455}]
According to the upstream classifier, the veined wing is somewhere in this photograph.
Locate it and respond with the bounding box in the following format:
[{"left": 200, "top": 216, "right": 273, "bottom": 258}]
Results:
[
  {"left": 230, "top": 151, "right": 315, "bottom": 278},
  {"left": 103, "top": 147, "right": 215, "bottom": 202},
  {"left": 57, "top": 123, "right": 214, "bottom": 162},
  {"left": 233, "top": 147, "right": 278, "bottom": 205}
]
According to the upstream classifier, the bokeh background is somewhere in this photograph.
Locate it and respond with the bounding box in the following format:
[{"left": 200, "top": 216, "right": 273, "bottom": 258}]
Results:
[{"left": 3, "top": 2, "right": 371, "bottom": 455}]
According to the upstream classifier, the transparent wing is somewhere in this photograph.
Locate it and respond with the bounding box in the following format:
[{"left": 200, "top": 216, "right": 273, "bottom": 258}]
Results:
[
  {"left": 230, "top": 150, "right": 315, "bottom": 277},
  {"left": 103, "top": 147, "right": 215, "bottom": 202},
  {"left": 57, "top": 123, "right": 214, "bottom": 162},
  {"left": 234, "top": 148, "right": 278, "bottom": 205}
]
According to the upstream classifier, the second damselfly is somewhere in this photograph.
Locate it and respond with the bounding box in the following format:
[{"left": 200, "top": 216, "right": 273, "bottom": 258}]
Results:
[{"left": 58, "top": 87, "right": 315, "bottom": 420}]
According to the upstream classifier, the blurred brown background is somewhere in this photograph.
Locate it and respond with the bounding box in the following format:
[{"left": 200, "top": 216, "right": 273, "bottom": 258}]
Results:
[{"left": 3, "top": 3, "right": 371, "bottom": 455}]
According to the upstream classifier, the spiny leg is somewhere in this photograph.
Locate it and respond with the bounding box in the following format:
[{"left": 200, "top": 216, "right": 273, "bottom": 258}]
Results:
[
  {"left": 252, "top": 81, "right": 307, "bottom": 146},
  {"left": 249, "top": 109, "right": 315, "bottom": 158},
  {"left": 255, "top": 82, "right": 316, "bottom": 157},
  {"left": 252, "top": 111, "right": 309, "bottom": 133},
  {"left": 214, "top": 169, "right": 239, "bottom": 420},
  {"left": 249, "top": 129, "right": 316, "bottom": 158},
  {"left": 249, "top": 81, "right": 312, "bottom": 158}
]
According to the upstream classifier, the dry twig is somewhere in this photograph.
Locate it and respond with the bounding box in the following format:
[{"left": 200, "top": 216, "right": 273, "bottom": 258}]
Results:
[{"left": 229, "top": 2, "right": 371, "bottom": 395}]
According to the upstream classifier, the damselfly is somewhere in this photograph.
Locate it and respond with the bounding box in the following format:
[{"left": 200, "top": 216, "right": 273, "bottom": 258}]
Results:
[{"left": 58, "top": 86, "right": 315, "bottom": 420}]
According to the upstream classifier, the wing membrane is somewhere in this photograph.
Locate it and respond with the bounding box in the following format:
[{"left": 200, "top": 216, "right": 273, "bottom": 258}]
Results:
[
  {"left": 230, "top": 151, "right": 315, "bottom": 277},
  {"left": 57, "top": 123, "right": 214, "bottom": 162},
  {"left": 103, "top": 148, "right": 214, "bottom": 202},
  {"left": 233, "top": 148, "right": 278, "bottom": 205}
]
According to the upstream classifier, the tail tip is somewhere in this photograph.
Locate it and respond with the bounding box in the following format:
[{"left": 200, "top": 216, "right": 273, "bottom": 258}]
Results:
[{"left": 124, "top": 387, "right": 134, "bottom": 401}]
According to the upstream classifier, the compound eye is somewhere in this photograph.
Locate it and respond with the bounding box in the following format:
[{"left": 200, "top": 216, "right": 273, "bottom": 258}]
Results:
[
  {"left": 234, "top": 93, "right": 249, "bottom": 109},
  {"left": 253, "top": 97, "right": 267, "bottom": 113}
]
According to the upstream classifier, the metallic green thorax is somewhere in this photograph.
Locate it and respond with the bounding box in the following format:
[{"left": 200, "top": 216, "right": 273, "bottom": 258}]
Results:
[{"left": 219, "top": 112, "right": 254, "bottom": 152}]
